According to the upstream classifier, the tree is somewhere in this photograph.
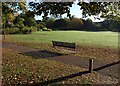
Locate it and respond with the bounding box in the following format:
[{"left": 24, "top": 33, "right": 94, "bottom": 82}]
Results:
[
  {"left": 78, "top": 2, "right": 120, "bottom": 21},
  {"left": 29, "top": 1, "right": 120, "bottom": 20},
  {"left": 29, "top": 2, "right": 73, "bottom": 18},
  {"left": 67, "top": 18, "right": 83, "bottom": 30},
  {"left": 83, "top": 18, "right": 95, "bottom": 31},
  {"left": 43, "top": 17, "right": 56, "bottom": 28},
  {"left": 6, "top": 13, "right": 14, "bottom": 28},
  {"left": 13, "top": 16, "right": 25, "bottom": 30},
  {"left": 2, "top": 2, "right": 14, "bottom": 28},
  {"left": 102, "top": 19, "right": 119, "bottom": 31},
  {"left": 53, "top": 19, "right": 68, "bottom": 30},
  {"left": 2, "top": 2, "right": 26, "bottom": 28},
  {"left": 19, "top": 11, "right": 37, "bottom": 27},
  {"left": 24, "top": 17, "right": 37, "bottom": 27}
]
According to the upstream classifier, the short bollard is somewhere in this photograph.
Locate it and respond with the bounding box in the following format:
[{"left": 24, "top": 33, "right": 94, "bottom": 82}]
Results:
[
  {"left": 3, "top": 29, "right": 6, "bottom": 40},
  {"left": 89, "top": 58, "right": 93, "bottom": 73}
]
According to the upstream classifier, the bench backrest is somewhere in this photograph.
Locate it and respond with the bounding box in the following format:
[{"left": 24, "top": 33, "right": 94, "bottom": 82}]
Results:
[{"left": 52, "top": 41, "right": 75, "bottom": 49}]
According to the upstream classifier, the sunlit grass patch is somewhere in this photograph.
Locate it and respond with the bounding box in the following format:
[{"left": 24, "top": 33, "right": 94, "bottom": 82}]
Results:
[{"left": 4, "top": 31, "right": 118, "bottom": 48}]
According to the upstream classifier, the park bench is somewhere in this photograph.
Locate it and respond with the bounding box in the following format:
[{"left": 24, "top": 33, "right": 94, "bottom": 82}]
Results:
[{"left": 52, "top": 41, "right": 76, "bottom": 54}]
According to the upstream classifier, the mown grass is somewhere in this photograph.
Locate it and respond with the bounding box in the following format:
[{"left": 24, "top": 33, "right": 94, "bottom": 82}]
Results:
[{"left": 4, "top": 31, "right": 118, "bottom": 48}]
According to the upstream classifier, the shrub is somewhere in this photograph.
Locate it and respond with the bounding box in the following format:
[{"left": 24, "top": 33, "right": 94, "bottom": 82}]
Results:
[
  {"left": 47, "top": 28, "right": 52, "bottom": 31},
  {"left": 14, "top": 17, "right": 25, "bottom": 29},
  {"left": 4, "top": 28, "right": 9, "bottom": 34},
  {"left": 5, "top": 27, "right": 19, "bottom": 34},
  {"left": 42, "top": 27, "right": 52, "bottom": 31},
  {"left": 31, "top": 26, "right": 38, "bottom": 32},
  {"left": 22, "top": 26, "right": 32, "bottom": 34},
  {"left": 37, "top": 22, "right": 46, "bottom": 30}
]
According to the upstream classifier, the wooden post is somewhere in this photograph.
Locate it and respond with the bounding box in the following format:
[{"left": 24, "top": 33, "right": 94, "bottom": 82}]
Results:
[
  {"left": 3, "top": 29, "right": 6, "bottom": 40},
  {"left": 89, "top": 58, "right": 93, "bottom": 73},
  {"left": 52, "top": 41, "right": 55, "bottom": 47}
]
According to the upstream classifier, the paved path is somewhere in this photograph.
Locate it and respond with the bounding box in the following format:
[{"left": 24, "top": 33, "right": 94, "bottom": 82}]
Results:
[{"left": 2, "top": 42, "right": 119, "bottom": 79}]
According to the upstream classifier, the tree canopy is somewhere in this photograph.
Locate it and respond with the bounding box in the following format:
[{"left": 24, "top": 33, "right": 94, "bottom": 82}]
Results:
[
  {"left": 1, "top": 1, "right": 120, "bottom": 33},
  {"left": 29, "top": 1, "right": 120, "bottom": 21},
  {"left": 2, "top": 2, "right": 26, "bottom": 28},
  {"left": 2, "top": 1, "right": 120, "bottom": 22}
]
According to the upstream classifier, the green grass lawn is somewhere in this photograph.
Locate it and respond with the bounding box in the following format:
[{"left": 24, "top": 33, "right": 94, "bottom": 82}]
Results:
[{"left": 5, "top": 31, "right": 118, "bottom": 48}]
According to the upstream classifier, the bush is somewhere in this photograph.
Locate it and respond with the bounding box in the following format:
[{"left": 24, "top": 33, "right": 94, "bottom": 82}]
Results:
[
  {"left": 5, "top": 27, "right": 20, "bottom": 34},
  {"left": 22, "top": 26, "right": 32, "bottom": 34},
  {"left": 31, "top": 26, "right": 38, "bottom": 32},
  {"left": 14, "top": 17, "right": 25, "bottom": 29},
  {"left": 42, "top": 27, "right": 52, "bottom": 31},
  {"left": 4, "top": 28, "right": 9, "bottom": 34},
  {"left": 37, "top": 22, "right": 46, "bottom": 30}
]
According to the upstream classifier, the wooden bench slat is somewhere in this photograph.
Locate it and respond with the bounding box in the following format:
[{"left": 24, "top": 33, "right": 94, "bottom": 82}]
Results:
[{"left": 52, "top": 41, "right": 76, "bottom": 49}]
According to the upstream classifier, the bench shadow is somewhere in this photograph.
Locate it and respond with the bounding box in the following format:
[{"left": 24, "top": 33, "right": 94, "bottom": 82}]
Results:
[{"left": 19, "top": 50, "right": 66, "bottom": 59}]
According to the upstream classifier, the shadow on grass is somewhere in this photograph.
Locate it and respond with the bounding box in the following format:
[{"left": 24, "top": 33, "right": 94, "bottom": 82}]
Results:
[
  {"left": 19, "top": 58, "right": 119, "bottom": 85},
  {"left": 21, "top": 70, "right": 91, "bottom": 85},
  {"left": 19, "top": 50, "right": 66, "bottom": 58}
]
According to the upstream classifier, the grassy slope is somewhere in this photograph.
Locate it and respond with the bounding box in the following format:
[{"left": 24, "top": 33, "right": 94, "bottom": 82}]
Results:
[
  {"left": 2, "top": 48, "right": 117, "bottom": 85},
  {"left": 6, "top": 31, "right": 118, "bottom": 48}
]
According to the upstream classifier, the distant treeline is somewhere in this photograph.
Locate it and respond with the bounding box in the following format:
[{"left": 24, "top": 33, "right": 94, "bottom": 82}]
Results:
[
  {"left": 3, "top": 12, "right": 119, "bottom": 34},
  {"left": 41, "top": 17, "right": 120, "bottom": 32}
]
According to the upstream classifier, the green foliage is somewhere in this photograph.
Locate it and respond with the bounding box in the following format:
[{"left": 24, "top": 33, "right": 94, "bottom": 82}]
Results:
[
  {"left": 2, "top": 2, "right": 120, "bottom": 33},
  {"left": 14, "top": 17, "right": 25, "bottom": 29},
  {"left": 2, "top": 2, "right": 26, "bottom": 28},
  {"left": 2, "top": 3, "right": 14, "bottom": 28},
  {"left": 78, "top": 2, "right": 120, "bottom": 20},
  {"left": 66, "top": 18, "right": 83, "bottom": 30},
  {"left": 5, "top": 27, "right": 19, "bottom": 34},
  {"left": 82, "top": 18, "right": 95, "bottom": 31},
  {"left": 31, "top": 26, "right": 38, "bottom": 32},
  {"left": 29, "top": 2, "right": 120, "bottom": 21},
  {"left": 24, "top": 17, "right": 37, "bottom": 27},
  {"left": 101, "top": 20, "right": 119, "bottom": 32},
  {"left": 53, "top": 19, "right": 68, "bottom": 30},
  {"left": 42, "top": 27, "right": 52, "bottom": 31},
  {"left": 44, "top": 17, "right": 56, "bottom": 28},
  {"left": 21, "top": 11, "right": 37, "bottom": 27},
  {"left": 36, "top": 22, "right": 46, "bottom": 30},
  {"left": 22, "top": 26, "right": 32, "bottom": 34},
  {"left": 51, "top": 18, "right": 83, "bottom": 30},
  {"left": 18, "top": 2, "right": 26, "bottom": 11},
  {"left": 16, "top": 11, "right": 36, "bottom": 27},
  {"left": 29, "top": 2, "right": 73, "bottom": 18}
]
